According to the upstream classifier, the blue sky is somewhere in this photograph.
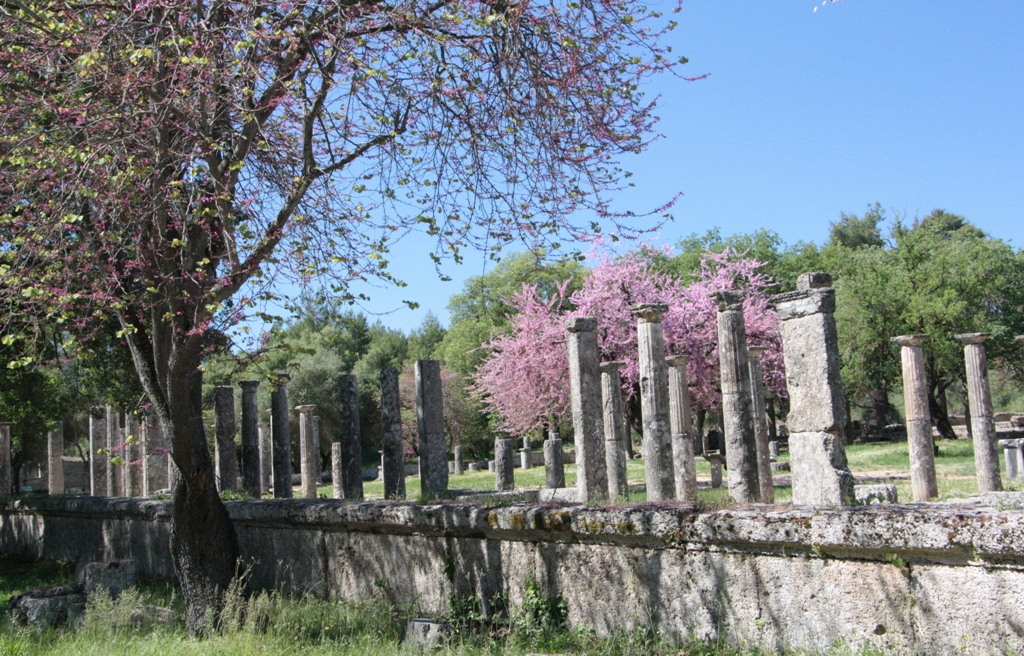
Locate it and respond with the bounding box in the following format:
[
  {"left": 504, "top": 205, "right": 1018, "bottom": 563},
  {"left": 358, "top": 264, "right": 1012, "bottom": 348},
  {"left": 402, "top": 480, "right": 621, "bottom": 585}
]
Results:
[{"left": 315, "top": 0, "right": 1024, "bottom": 334}]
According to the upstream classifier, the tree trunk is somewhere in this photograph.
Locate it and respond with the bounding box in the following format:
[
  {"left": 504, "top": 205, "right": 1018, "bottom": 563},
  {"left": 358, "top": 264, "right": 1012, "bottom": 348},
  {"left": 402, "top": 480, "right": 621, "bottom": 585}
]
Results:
[
  {"left": 167, "top": 366, "right": 240, "bottom": 634},
  {"left": 928, "top": 381, "right": 957, "bottom": 442},
  {"left": 694, "top": 407, "right": 706, "bottom": 455},
  {"left": 868, "top": 386, "right": 889, "bottom": 430},
  {"left": 626, "top": 384, "right": 643, "bottom": 438}
]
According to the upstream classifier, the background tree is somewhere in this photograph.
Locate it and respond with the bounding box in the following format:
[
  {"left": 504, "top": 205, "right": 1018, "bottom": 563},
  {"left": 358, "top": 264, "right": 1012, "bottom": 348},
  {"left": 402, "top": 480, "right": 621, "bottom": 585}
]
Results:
[{"left": 0, "top": 0, "right": 682, "bottom": 628}]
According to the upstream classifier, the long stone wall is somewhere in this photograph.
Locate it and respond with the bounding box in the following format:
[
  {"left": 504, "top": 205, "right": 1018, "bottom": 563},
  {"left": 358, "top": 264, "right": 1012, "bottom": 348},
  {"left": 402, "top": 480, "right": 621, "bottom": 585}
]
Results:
[{"left": 4, "top": 495, "right": 1024, "bottom": 654}]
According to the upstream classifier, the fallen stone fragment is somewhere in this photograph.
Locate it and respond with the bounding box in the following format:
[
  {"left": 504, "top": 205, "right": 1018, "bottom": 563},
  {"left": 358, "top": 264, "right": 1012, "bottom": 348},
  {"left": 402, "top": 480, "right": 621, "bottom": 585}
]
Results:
[
  {"left": 405, "top": 618, "right": 451, "bottom": 649},
  {"left": 9, "top": 583, "right": 86, "bottom": 628},
  {"left": 854, "top": 484, "right": 899, "bottom": 505}
]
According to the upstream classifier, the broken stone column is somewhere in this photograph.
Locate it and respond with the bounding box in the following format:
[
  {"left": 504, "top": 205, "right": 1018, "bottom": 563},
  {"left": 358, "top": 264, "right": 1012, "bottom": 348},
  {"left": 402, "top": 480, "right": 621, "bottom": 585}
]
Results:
[
  {"left": 710, "top": 461, "right": 723, "bottom": 488},
  {"left": 0, "top": 422, "right": 11, "bottom": 499},
  {"left": 892, "top": 335, "right": 939, "bottom": 501},
  {"left": 495, "top": 437, "right": 514, "bottom": 491},
  {"left": 519, "top": 444, "right": 531, "bottom": 470},
  {"left": 88, "top": 409, "right": 106, "bottom": 496},
  {"left": 259, "top": 420, "right": 272, "bottom": 494},
  {"left": 544, "top": 430, "right": 565, "bottom": 489},
  {"left": 711, "top": 291, "right": 760, "bottom": 504},
  {"left": 48, "top": 425, "right": 64, "bottom": 495},
  {"left": 566, "top": 317, "right": 608, "bottom": 502},
  {"left": 270, "top": 375, "right": 292, "bottom": 498},
  {"left": 999, "top": 439, "right": 1021, "bottom": 480},
  {"left": 239, "top": 381, "right": 261, "bottom": 498},
  {"left": 214, "top": 386, "right": 238, "bottom": 492},
  {"left": 631, "top": 304, "right": 676, "bottom": 502},
  {"left": 666, "top": 355, "right": 698, "bottom": 503},
  {"left": 600, "top": 362, "right": 630, "bottom": 501},
  {"left": 339, "top": 374, "right": 363, "bottom": 500},
  {"left": 296, "top": 405, "right": 318, "bottom": 499},
  {"left": 332, "top": 442, "right": 343, "bottom": 499},
  {"left": 416, "top": 360, "right": 448, "bottom": 499},
  {"left": 746, "top": 347, "right": 774, "bottom": 504},
  {"left": 956, "top": 333, "right": 1002, "bottom": 493},
  {"left": 313, "top": 416, "right": 322, "bottom": 485},
  {"left": 105, "top": 407, "right": 118, "bottom": 497},
  {"left": 454, "top": 446, "right": 465, "bottom": 475},
  {"left": 380, "top": 367, "right": 405, "bottom": 500},
  {"left": 772, "top": 274, "right": 855, "bottom": 507}
]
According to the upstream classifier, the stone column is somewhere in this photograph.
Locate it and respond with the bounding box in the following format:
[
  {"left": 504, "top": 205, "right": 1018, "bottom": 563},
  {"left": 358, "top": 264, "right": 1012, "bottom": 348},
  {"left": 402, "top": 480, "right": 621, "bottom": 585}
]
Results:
[
  {"left": 746, "top": 347, "right": 774, "bottom": 504},
  {"left": 332, "top": 442, "right": 344, "bottom": 499},
  {"left": 999, "top": 439, "right": 1021, "bottom": 480},
  {"left": 772, "top": 274, "right": 855, "bottom": 507},
  {"left": 892, "top": 335, "right": 938, "bottom": 501},
  {"left": 454, "top": 445, "right": 465, "bottom": 475},
  {"left": 416, "top": 360, "right": 448, "bottom": 499},
  {"left": 566, "top": 317, "right": 608, "bottom": 502},
  {"left": 214, "top": 386, "right": 239, "bottom": 492},
  {"left": 105, "top": 406, "right": 118, "bottom": 497},
  {"left": 956, "top": 333, "right": 1002, "bottom": 493},
  {"left": 0, "top": 422, "right": 11, "bottom": 499},
  {"left": 495, "top": 437, "right": 514, "bottom": 491},
  {"left": 239, "top": 381, "right": 261, "bottom": 498},
  {"left": 339, "top": 374, "right": 364, "bottom": 500},
  {"left": 544, "top": 430, "right": 565, "bottom": 489},
  {"left": 631, "top": 304, "right": 675, "bottom": 502},
  {"left": 88, "top": 409, "right": 106, "bottom": 496},
  {"left": 270, "top": 374, "right": 292, "bottom": 498},
  {"left": 259, "top": 420, "right": 272, "bottom": 495},
  {"left": 380, "top": 367, "right": 406, "bottom": 500},
  {"left": 666, "top": 355, "right": 698, "bottom": 503},
  {"left": 313, "top": 416, "right": 322, "bottom": 485},
  {"left": 710, "top": 462, "right": 723, "bottom": 488},
  {"left": 519, "top": 444, "right": 531, "bottom": 470},
  {"left": 48, "top": 424, "right": 64, "bottom": 495},
  {"left": 600, "top": 362, "right": 630, "bottom": 501},
  {"left": 296, "top": 405, "right": 318, "bottom": 499},
  {"left": 140, "top": 415, "right": 151, "bottom": 496},
  {"left": 711, "top": 291, "right": 760, "bottom": 504}
]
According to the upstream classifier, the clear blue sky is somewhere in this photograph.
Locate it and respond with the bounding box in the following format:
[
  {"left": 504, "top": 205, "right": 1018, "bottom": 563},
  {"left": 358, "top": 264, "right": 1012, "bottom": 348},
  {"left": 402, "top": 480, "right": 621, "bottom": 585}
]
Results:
[{"left": 321, "top": 0, "right": 1024, "bottom": 334}]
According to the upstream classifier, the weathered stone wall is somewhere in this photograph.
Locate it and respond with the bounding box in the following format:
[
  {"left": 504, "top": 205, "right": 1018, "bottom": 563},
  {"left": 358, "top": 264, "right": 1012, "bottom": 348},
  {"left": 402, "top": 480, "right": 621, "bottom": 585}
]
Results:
[{"left": 4, "top": 494, "right": 1024, "bottom": 655}]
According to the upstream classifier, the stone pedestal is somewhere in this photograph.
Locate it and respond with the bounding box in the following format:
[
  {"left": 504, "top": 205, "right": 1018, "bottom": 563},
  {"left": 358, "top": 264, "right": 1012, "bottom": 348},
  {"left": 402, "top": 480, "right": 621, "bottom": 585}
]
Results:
[
  {"left": 666, "top": 355, "right": 697, "bottom": 503},
  {"left": 454, "top": 446, "right": 465, "bottom": 476},
  {"left": 214, "top": 386, "right": 238, "bottom": 492},
  {"left": 48, "top": 425, "right": 64, "bottom": 495},
  {"left": 892, "top": 335, "right": 938, "bottom": 501},
  {"left": 239, "top": 381, "right": 261, "bottom": 498},
  {"left": 495, "top": 438, "right": 514, "bottom": 491},
  {"left": 566, "top": 317, "right": 607, "bottom": 502},
  {"left": 88, "top": 410, "right": 106, "bottom": 497},
  {"left": 999, "top": 439, "right": 1022, "bottom": 480},
  {"left": 259, "top": 421, "right": 272, "bottom": 495},
  {"left": 746, "top": 347, "right": 774, "bottom": 504},
  {"left": 772, "top": 274, "right": 854, "bottom": 506},
  {"left": 270, "top": 375, "right": 292, "bottom": 498},
  {"left": 631, "top": 304, "right": 675, "bottom": 502},
  {"left": 105, "top": 407, "right": 118, "bottom": 497},
  {"left": 296, "top": 405, "right": 318, "bottom": 499},
  {"left": 338, "top": 374, "right": 363, "bottom": 500},
  {"left": 956, "top": 333, "right": 1002, "bottom": 493},
  {"left": 600, "top": 362, "right": 630, "bottom": 501},
  {"left": 712, "top": 291, "right": 760, "bottom": 504},
  {"left": 332, "top": 442, "right": 344, "bottom": 499},
  {"left": 0, "top": 422, "right": 11, "bottom": 499},
  {"left": 380, "top": 367, "right": 406, "bottom": 500},
  {"left": 544, "top": 432, "right": 565, "bottom": 489},
  {"left": 416, "top": 360, "right": 448, "bottom": 499}
]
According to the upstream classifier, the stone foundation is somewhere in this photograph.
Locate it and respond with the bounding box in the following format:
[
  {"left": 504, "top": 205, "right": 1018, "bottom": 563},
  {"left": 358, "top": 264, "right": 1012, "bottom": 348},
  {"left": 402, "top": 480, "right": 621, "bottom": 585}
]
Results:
[{"left": 4, "top": 495, "right": 1024, "bottom": 654}]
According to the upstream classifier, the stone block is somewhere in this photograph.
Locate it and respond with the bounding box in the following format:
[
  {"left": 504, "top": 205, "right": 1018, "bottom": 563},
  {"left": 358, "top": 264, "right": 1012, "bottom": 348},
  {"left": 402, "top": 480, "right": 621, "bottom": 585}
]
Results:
[
  {"left": 9, "top": 584, "right": 86, "bottom": 627},
  {"left": 770, "top": 462, "right": 790, "bottom": 473},
  {"left": 779, "top": 312, "right": 847, "bottom": 433},
  {"left": 772, "top": 287, "right": 836, "bottom": 321},
  {"left": 405, "top": 618, "right": 451, "bottom": 649},
  {"left": 788, "top": 431, "right": 854, "bottom": 507},
  {"left": 854, "top": 484, "right": 898, "bottom": 505},
  {"left": 83, "top": 559, "right": 136, "bottom": 597},
  {"left": 538, "top": 487, "right": 579, "bottom": 504}
]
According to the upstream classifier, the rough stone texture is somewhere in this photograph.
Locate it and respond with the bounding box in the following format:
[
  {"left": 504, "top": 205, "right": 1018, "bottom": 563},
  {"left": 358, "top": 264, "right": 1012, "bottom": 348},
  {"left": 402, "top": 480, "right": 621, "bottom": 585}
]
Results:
[
  {"left": 893, "top": 335, "right": 938, "bottom": 501},
  {"left": 380, "top": 367, "right": 406, "bottom": 500},
  {"left": 495, "top": 438, "right": 514, "bottom": 491},
  {"left": 405, "top": 619, "right": 452, "bottom": 649},
  {"left": 1000, "top": 439, "right": 1022, "bottom": 480},
  {"left": 7, "top": 495, "right": 1024, "bottom": 654},
  {"left": 87, "top": 411, "right": 106, "bottom": 497},
  {"left": 1, "top": 423, "right": 12, "bottom": 500},
  {"left": 956, "top": 333, "right": 1002, "bottom": 493},
  {"left": 854, "top": 484, "right": 899, "bottom": 505},
  {"left": 631, "top": 304, "right": 675, "bottom": 502},
  {"left": 711, "top": 291, "right": 759, "bottom": 504},
  {"left": 773, "top": 280, "right": 854, "bottom": 507},
  {"left": 566, "top": 316, "right": 607, "bottom": 502},
  {"left": 454, "top": 446, "right": 465, "bottom": 476},
  {"left": 240, "top": 381, "right": 261, "bottom": 498},
  {"left": 544, "top": 436, "right": 565, "bottom": 489},
  {"left": 338, "top": 374, "right": 364, "bottom": 500},
  {"left": 746, "top": 348, "right": 774, "bottom": 504},
  {"left": 259, "top": 422, "right": 272, "bottom": 494},
  {"left": 214, "top": 386, "right": 239, "bottom": 492},
  {"left": 271, "top": 375, "right": 293, "bottom": 498},
  {"left": 599, "top": 362, "right": 630, "bottom": 501},
  {"left": 770, "top": 461, "right": 790, "bottom": 473},
  {"left": 332, "top": 443, "right": 343, "bottom": 499},
  {"left": 710, "top": 461, "right": 723, "bottom": 488},
  {"left": 768, "top": 441, "right": 780, "bottom": 460},
  {"left": 83, "top": 559, "right": 136, "bottom": 596},
  {"left": 519, "top": 447, "right": 531, "bottom": 471},
  {"left": 48, "top": 426, "right": 64, "bottom": 495},
  {"left": 9, "top": 584, "right": 86, "bottom": 627},
  {"left": 666, "top": 355, "right": 697, "bottom": 503},
  {"left": 416, "top": 361, "right": 448, "bottom": 499},
  {"left": 296, "top": 406, "right": 318, "bottom": 499},
  {"left": 313, "top": 416, "right": 322, "bottom": 485}
]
